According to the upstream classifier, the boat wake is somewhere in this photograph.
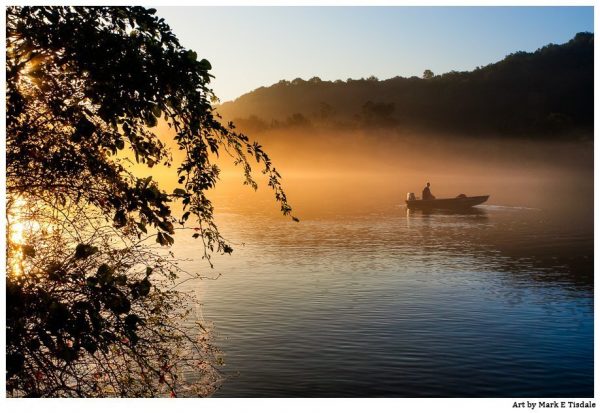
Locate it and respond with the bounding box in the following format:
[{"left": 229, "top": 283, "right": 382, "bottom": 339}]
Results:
[{"left": 479, "top": 204, "right": 541, "bottom": 211}]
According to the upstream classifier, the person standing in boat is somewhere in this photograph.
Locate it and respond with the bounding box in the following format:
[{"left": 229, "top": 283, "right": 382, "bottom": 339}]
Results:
[{"left": 422, "top": 182, "right": 436, "bottom": 200}]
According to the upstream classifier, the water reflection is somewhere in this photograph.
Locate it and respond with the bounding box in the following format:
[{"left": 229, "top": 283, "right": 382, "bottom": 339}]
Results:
[
  {"left": 174, "top": 202, "right": 593, "bottom": 397},
  {"left": 407, "top": 206, "right": 489, "bottom": 217},
  {"left": 404, "top": 205, "right": 592, "bottom": 290}
]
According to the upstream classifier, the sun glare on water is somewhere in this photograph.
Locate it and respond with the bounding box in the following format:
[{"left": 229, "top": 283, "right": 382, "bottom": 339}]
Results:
[{"left": 7, "top": 197, "right": 41, "bottom": 277}]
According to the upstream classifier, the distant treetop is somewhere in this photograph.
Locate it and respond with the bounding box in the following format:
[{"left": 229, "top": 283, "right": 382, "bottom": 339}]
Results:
[{"left": 218, "top": 32, "right": 593, "bottom": 138}]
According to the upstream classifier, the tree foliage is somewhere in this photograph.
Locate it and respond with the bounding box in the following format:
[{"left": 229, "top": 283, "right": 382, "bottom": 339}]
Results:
[{"left": 6, "top": 6, "right": 295, "bottom": 397}]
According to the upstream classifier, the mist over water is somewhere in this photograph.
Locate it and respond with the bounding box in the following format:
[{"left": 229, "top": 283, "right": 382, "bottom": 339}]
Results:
[
  {"left": 209, "top": 130, "right": 593, "bottom": 217},
  {"left": 174, "top": 130, "right": 593, "bottom": 397}
]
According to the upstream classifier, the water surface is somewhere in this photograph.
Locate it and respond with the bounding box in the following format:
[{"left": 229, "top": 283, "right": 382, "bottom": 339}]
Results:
[{"left": 174, "top": 200, "right": 593, "bottom": 397}]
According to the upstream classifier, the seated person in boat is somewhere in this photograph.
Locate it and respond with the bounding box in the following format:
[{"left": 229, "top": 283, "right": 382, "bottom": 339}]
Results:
[{"left": 422, "top": 182, "right": 436, "bottom": 200}]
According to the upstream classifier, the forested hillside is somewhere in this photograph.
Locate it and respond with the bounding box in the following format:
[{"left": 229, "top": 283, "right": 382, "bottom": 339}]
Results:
[{"left": 218, "top": 32, "right": 593, "bottom": 139}]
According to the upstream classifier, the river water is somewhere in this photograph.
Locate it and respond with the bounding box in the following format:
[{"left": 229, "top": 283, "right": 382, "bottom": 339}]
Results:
[{"left": 174, "top": 197, "right": 593, "bottom": 397}]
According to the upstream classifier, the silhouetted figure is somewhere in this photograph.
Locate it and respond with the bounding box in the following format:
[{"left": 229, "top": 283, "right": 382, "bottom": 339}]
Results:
[{"left": 422, "top": 182, "right": 436, "bottom": 200}]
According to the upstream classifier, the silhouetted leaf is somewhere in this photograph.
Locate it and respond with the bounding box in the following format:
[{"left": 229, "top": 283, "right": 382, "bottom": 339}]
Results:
[
  {"left": 113, "top": 210, "right": 127, "bottom": 228},
  {"left": 138, "top": 277, "right": 151, "bottom": 297},
  {"left": 187, "top": 50, "right": 197, "bottom": 62},
  {"left": 96, "top": 264, "right": 113, "bottom": 284},
  {"left": 198, "top": 58, "right": 211, "bottom": 70},
  {"left": 74, "top": 244, "right": 98, "bottom": 260},
  {"left": 22, "top": 245, "right": 35, "bottom": 258}
]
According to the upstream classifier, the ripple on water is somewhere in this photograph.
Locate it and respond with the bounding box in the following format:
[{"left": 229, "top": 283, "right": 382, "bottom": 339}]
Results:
[{"left": 174, "top": 206, "right": 593, "bottom": 397}]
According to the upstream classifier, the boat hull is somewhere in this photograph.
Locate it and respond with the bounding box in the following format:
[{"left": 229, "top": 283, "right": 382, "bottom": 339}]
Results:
[{"left": 406, "top": 195, "right": 489, "bottom": 210}]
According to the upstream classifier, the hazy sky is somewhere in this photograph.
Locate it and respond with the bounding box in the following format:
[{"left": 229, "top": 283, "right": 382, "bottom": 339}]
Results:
[{"left": 155, "top": 6, "right": 593, "bottom": 102}]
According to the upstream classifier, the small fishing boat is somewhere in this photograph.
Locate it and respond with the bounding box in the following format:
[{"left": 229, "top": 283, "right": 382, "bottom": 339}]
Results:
[{"left": 406, "top": 194, "right": 489, "bottom": 210}]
